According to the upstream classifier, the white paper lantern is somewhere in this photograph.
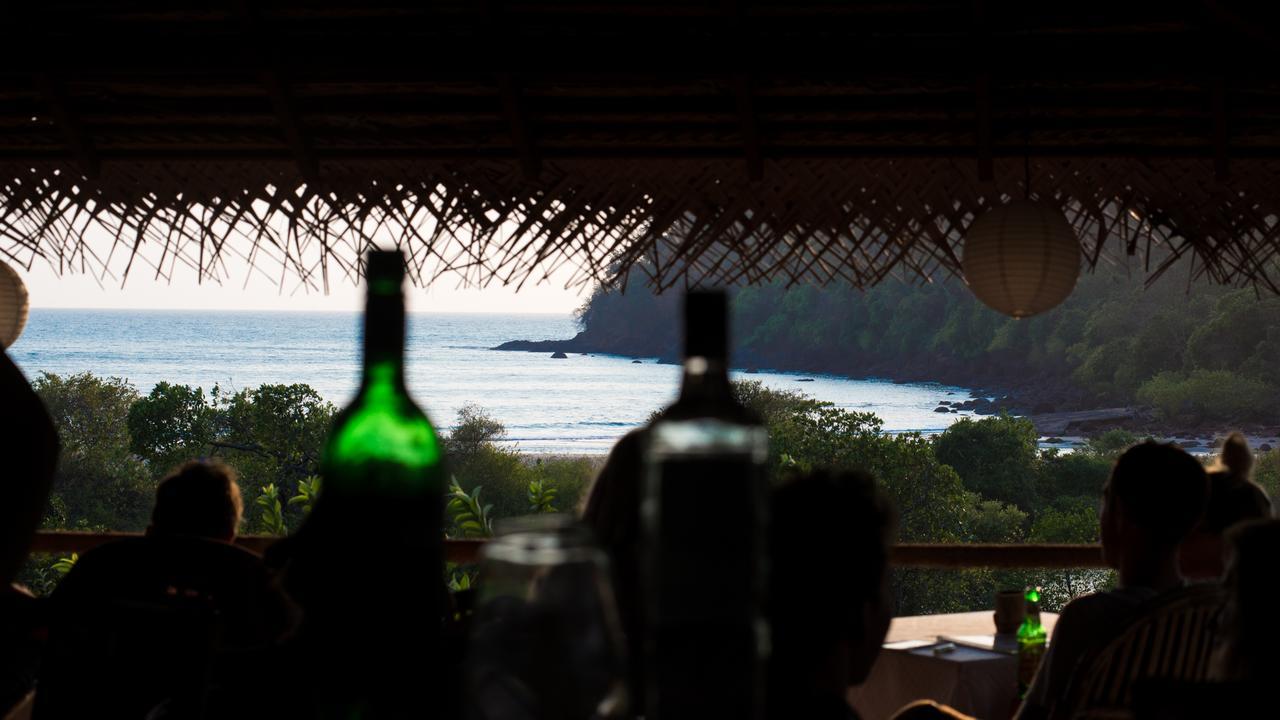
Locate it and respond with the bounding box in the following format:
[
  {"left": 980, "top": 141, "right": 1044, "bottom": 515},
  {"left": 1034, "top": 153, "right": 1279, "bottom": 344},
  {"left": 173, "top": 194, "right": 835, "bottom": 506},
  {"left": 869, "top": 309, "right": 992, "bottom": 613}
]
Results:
[
  {"left": 962, "top": 200, "right": 1081, "bottom": 318},
  {"left": 0, "top": 260, "right": 30, "bottom": 349}
]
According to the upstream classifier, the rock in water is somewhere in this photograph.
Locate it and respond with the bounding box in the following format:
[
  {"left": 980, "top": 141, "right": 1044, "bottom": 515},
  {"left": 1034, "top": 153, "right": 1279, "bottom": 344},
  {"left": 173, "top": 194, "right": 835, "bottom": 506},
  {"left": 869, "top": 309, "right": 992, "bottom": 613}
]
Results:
[
  {"left": 631, "top": 359, "right": 642, "bottom": 364},
  {"left": 934, "top": 406, "right": 949, "bottom": 413},
  {"left": 551, "top": 351, "right": 568, "bottom": 359}
]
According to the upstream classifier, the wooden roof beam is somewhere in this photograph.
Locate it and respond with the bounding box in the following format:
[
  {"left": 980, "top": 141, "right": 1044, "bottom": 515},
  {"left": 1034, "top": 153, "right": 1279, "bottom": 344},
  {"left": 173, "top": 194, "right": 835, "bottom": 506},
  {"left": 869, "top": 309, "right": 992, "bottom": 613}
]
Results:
[
  {"left": 973, "top": 0, "right": 993, "bottom": 182},
  {"left": 36, "top": 74, "right": 99, "bottom": 179},
  {"left": 500, "top": 74, "right": 541, "bottom": 181},
  {"left": 233, "top": 1, "right": 319, "bottom": 182},
  {"left": 1213, "top": 77, "right": 1229, "bottom": 182},
  {"left": 975, "top": 73, "right": 993, "bottom": 182},
  {"left": 734, "top": 76, "right": 764, "bottom": 182},
  {"left": 262, "top": 70, "right": 318, "bottom": 182}
]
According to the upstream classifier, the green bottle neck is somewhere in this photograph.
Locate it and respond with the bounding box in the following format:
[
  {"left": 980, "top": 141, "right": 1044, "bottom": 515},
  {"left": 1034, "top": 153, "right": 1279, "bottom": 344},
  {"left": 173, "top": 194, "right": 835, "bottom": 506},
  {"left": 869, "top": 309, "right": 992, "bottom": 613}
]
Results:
[{"left": 359, "top": 292, "right": 406, "bottom": 394}]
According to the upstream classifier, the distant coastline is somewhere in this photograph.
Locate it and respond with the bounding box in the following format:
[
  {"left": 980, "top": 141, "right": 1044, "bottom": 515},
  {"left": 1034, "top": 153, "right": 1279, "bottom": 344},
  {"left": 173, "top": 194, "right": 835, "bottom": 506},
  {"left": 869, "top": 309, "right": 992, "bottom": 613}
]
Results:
[{"left": 493, "top": 338, "right": 1280, "bottom": 455}]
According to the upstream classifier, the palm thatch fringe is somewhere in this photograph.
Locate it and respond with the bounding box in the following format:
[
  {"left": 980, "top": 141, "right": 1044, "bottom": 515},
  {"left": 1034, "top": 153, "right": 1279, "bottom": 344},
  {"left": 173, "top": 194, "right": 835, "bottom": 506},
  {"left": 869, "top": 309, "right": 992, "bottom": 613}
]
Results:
[{"left": 2, "top": 157, "right": 1278, "bottom": 294}]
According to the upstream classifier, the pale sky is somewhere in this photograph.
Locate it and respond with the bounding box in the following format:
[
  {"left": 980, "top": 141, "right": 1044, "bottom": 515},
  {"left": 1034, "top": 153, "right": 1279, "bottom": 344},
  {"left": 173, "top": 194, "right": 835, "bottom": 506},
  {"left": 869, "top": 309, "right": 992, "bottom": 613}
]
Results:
[{"left": 13, "top": 226, "right": 592, "bottom": 315}]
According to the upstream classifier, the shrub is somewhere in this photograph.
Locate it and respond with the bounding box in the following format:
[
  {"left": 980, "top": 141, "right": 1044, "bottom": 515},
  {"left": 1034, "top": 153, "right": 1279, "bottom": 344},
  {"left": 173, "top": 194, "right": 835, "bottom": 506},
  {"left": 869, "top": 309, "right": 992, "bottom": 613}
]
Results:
[
  {"left": 1082, "top": 429, "right": 1139, "bottom": 460},
  {"left": 1136, "top": 370, "right": 1275, "bottom": 423},
  {"left": 1036, "top": 450, "right": 1112, "bottom": 501},
  {"left": 528, "top": 457, "right": 598, "bottom": 512},
  {"left": 1254, "top": 449, "right": 1280, "bottom": 501}
]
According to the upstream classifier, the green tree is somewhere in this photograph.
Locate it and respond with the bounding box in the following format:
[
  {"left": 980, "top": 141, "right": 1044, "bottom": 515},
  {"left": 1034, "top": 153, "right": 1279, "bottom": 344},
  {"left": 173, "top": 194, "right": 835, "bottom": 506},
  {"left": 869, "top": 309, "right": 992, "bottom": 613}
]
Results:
[
  {"left": 445, "top": 403, "right": 508, "bottom": 461},
  {"left": 935, "top": 415, "right": 1040, "bottom": 512},
  {"left": 211, "top": 383, "right": 336, "bottom": 529},
  {"left": 128, "top": 382, "right": 218, "bottom": 472},
  {"left": 33, "top": 373, "right": 152, "bottom": 530}
]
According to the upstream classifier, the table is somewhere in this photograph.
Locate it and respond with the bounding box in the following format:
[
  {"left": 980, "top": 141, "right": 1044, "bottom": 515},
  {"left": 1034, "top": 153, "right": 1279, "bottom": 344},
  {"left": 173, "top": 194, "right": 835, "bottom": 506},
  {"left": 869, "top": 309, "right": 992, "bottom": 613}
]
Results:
[{"left": 848, "top": 611, "right": 1059, "bottom": 720}]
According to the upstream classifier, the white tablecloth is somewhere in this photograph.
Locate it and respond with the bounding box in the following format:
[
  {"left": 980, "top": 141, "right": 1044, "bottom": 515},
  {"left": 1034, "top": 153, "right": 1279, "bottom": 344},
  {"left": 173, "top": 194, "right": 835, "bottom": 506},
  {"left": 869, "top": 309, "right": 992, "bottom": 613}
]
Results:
[{"left": 848, "top": 611, "right": 1059, "bottom": 720}]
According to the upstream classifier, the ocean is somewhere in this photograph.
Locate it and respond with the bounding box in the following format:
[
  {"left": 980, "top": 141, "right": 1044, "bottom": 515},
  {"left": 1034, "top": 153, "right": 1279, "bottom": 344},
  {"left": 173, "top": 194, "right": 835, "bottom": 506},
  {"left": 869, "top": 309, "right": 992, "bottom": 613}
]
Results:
[{"left": 8, "top": 308, "right": 979, "bottom": 454}]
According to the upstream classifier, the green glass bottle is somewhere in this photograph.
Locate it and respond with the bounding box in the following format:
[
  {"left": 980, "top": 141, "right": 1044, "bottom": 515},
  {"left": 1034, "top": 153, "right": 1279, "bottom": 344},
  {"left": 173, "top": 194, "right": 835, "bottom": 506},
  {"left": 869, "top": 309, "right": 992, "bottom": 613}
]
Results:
[
  {"left": 292, "top": 249, "right": 448, "bottom": 718},
  {"left": 1016, "top": 586, "right": 1047, "bottom": 698}
]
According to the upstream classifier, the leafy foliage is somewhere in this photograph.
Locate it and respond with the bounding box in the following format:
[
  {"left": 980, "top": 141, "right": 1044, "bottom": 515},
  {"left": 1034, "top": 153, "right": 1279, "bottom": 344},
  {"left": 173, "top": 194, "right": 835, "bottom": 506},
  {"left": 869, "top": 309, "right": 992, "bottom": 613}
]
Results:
[
  {"left": 1136, "top": 370, "right": 1275, "bottom": 424},
  {"left": 446, "top": 406, "right": 596, "bottom": 517},
  {"left": 935, "top": 415, "right": 1040, "bottom": 511},
  {"left": 51, "top": 553, "right": 78, "bottom": 575},
  {"left": 25, "top": 371, "right": 1141, "bottom": 616},
  {"left": 125, "top": 381, "right": 336, "bottom": 534},
  {"left": 289, "top": 476, "right": 322, "bottom": 515},
  {"left": 446, "top": 477, "right": 494, "bottom": 539},
  {"left": 33, "top": 373, "right": 153, "bottom": 530},
  {"left": 255, "top": 483, "right": 287, "bottom": 535},
  {"left": 445, "top": 403, "right": 508, "bottom": 459},
  {"left": 527, "top": 477, "right": 557, "bottom": 513},
  {"left": 1253, "top": 449, "right": 1280, "bottom": 500}
]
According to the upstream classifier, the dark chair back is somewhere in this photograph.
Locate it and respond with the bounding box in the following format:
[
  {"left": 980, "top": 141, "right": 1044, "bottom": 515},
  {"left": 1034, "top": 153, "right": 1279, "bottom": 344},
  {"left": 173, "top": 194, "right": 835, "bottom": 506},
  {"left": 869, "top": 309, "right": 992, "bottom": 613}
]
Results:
[
  {"left": 1064, "top": 584, "right": 1225, "bottom": 720},
  {"left": 35, "top": 587, "right": 221, "bottom": 719},
  {"left": 33, "top": 536, "right": 285, "bottom": 720}
]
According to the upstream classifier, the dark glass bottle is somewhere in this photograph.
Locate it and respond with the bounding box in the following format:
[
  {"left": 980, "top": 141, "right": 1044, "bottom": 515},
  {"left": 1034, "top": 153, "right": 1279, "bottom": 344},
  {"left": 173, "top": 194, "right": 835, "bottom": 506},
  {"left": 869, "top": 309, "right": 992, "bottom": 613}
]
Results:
[
  {"left": 290, "top": 249, "right": 448, "bottom": 719},
  {"left": 642, "top": 290, "right": 770, "bottom": 720}
]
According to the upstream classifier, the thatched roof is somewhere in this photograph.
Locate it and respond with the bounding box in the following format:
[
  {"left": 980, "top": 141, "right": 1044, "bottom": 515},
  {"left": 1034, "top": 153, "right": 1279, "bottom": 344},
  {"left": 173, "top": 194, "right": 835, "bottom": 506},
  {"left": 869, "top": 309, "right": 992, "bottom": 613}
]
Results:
[{"left": 2, "top": 2, "right": 1279, "bottom": 293}]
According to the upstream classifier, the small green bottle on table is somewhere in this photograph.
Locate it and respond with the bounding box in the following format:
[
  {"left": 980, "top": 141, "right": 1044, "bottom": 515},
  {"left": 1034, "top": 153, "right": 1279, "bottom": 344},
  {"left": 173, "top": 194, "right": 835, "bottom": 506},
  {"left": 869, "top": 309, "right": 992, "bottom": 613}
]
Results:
[{"left": 1017, "top": 586, "right": 1048, "bottom": 699}]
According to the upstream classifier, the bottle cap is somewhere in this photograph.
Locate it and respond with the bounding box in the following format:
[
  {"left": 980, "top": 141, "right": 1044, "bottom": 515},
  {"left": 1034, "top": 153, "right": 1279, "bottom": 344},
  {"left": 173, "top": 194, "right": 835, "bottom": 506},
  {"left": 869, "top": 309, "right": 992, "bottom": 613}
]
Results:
[
  {"left": 365, "top": 249, "right": 406, "bottom": 291},
  {"left": 684, "top": 289, "right": 728, "bottom": 361}
]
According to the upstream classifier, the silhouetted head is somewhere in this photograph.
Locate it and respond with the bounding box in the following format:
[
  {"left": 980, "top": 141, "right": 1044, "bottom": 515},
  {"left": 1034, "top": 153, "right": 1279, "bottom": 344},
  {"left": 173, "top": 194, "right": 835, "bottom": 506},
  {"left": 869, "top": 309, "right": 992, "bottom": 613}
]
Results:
[
  {"left": 1179, "top": 434, "right": 1271, "bottom": 580},
  {"left": 769, "top": 469, "right": 897, "bottom": 698},
  {"left": 148, "top": 460, "right": 244, "bottom": 543},
  {"left": 1101, "top": 441, "right": 1208, "bottom": 568}
]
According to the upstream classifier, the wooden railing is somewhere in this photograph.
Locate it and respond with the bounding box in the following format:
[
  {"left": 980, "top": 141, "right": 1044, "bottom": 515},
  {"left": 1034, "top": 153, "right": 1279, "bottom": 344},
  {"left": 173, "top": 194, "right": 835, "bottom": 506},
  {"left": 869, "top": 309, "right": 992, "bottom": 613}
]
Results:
[{"left": 30, "top": 531, "right": 1105, "bottom": 569}]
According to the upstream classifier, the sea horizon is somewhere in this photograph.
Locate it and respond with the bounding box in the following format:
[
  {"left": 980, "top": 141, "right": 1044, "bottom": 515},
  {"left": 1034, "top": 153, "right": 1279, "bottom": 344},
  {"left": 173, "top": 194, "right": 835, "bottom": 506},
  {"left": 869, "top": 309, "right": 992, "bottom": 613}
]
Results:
[{"left": 9, "top": 307, "right": 981, "bottom": 455}]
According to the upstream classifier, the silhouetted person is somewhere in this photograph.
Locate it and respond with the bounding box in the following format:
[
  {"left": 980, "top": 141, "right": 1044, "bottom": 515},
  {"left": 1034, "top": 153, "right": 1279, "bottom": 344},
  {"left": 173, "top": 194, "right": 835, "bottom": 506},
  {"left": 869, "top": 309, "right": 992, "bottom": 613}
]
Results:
[
  {"left": 767, "top": 469, "right": 897, "bottom": 720},
  {"left": 1017, "top": 441, "right": 1209, "bottom": 720},
  {"left": 579, "top": 428, "right": 646, "bottom": 715},
  {"left": 35, "top": 461, "right": 293, "bottom": 719},
  {"left": 1178, "top": 433, "right": 1270, "bottom": 581},
  {"left": 0, "top": 349, "right": 58, "bottom": 717},
  {"left": 1211, "top": 518, "right": 1280, "bottom": 683}
]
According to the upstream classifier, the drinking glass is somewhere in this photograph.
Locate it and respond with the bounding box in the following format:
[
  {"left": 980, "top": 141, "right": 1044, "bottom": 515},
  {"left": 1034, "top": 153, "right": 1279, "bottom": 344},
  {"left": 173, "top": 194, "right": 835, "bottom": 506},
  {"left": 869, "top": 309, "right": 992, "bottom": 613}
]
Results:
[
  {"left": 994, "top": 589, "right": 1025, "bottom": 635},
  {"left": 464, "top": 515, "right": 628, "bottom": 720}
]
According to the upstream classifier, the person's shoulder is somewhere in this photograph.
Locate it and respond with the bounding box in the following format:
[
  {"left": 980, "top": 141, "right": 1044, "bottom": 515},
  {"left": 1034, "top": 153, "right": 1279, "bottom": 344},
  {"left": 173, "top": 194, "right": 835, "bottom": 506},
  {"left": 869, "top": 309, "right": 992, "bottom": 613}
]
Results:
[
  {"left": 60, "top": 537, "right": 150, "bottom": 574},
  {"left": 1057, "top": 588, "right": 1153, "bottom": 627}
]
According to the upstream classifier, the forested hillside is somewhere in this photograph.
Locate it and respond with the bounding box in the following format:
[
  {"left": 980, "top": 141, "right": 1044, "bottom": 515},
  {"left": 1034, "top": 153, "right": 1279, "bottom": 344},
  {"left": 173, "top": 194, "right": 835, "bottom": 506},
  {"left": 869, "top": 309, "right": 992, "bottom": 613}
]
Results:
[{"left": 511, "top": 266, "right": 1280, "bottom": 426}]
